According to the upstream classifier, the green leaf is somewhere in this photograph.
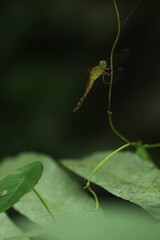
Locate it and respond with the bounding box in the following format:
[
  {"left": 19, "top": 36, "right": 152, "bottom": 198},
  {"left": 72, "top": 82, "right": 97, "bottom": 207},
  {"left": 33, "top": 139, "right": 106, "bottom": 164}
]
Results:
[
  {"left": 0, "top": 161, "right": 43, "bottom": 213},
  {"left": 0, "top": 212, "right": 29, "bottom": 240},
  {"left": 0, "top": 152, "right": 99, "bottom": 226},
  {"left": 61, "top": 151, "right": 160, "bottom": 220}
]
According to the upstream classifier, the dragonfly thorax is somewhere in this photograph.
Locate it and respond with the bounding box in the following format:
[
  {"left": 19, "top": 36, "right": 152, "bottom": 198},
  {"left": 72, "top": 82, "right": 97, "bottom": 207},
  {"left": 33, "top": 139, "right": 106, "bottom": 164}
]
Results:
[{"left": 99, "top": 60, "right": 107, "bottom": 70}]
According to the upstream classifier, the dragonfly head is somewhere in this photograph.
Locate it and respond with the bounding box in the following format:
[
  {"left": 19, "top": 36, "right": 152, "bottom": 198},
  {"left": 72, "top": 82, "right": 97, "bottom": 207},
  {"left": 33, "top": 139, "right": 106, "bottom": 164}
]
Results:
[{"left": 99, "top": 60, "right": 107, "bottom": 70}]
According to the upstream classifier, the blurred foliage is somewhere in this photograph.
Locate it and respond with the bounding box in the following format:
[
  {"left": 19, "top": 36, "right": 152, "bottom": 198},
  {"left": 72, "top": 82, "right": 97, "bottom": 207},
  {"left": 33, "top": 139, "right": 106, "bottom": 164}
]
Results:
[
  {"left": 1, "top": 151, "right": 160, "bottom": 239},
  {"left": 44, "top": 208, "right": 160, "bottom": 240},
  {"left": 0, "top": 0, "right": 160, "bottom": 160}
]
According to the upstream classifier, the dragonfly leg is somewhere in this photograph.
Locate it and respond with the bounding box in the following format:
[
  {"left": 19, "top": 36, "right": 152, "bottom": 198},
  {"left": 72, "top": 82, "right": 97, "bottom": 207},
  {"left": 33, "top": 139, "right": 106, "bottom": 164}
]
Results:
[
  {"left": 102, "top": 73, "right": 110, "bottom": 84},
  {"left": 103, "top": 70, "right": 111, "bottom": 76},
  {"left": 102, "top": 70, "right": 111, "bottom": 84},
  {"left": 102, "top": 73, "right": 106, "bottom": 84}
]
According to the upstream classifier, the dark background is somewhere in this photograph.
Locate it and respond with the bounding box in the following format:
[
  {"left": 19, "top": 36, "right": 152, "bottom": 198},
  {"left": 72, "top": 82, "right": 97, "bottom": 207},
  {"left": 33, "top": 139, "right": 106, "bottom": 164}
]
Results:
[{"left": 0, "top": 0, "right": 160, "bottom": 162}]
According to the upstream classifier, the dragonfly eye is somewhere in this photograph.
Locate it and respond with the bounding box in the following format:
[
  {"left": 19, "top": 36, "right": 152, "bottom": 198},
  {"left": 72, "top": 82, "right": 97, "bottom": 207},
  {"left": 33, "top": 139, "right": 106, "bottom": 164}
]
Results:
[{"left": 99, "top": 60, "right": 107, "bottom": 70}]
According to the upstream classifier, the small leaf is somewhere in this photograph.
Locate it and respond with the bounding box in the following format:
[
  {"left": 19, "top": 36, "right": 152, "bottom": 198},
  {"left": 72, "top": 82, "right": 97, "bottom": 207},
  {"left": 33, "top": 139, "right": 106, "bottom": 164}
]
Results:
[
  {"left": 61, "top": 151, "right": 160, "bottom": 220},
  {"left": 135, "top": 147, "right": 152, "bottom": 163},
  {"left": 0, "top": 161, "right": 43, "bottom": 213}
]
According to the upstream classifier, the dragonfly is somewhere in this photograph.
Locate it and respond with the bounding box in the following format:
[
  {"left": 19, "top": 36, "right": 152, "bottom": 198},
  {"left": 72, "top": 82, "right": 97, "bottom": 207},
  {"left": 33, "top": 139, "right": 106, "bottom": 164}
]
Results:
[
  {"left": 73, "top": 49, "right": 129, "bottom": 112},
  {"left": 73, "top": 60, "right": 110, "bottom": 112}
]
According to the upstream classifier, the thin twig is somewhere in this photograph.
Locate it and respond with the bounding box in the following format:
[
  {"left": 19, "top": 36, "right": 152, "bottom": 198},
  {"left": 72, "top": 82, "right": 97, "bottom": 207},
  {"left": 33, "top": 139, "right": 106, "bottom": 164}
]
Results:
[{"left": 33, "top": 188, "right": 55, "bottom": 222}]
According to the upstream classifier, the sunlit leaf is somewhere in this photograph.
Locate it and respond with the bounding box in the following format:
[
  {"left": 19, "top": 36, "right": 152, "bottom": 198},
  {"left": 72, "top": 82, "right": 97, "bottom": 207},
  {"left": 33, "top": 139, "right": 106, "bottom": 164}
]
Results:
[{"left": 61, "top": 151, "right": 160, "bottom": 220}]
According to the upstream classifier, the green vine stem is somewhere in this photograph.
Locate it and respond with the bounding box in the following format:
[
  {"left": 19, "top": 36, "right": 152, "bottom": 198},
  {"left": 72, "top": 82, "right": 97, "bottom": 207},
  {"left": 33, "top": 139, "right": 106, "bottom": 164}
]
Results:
[
  {"left": 108, "top": 110, "right": 160, "bottom": 148},
  {"left": 108, "top": 110, "right": 130, "bottom": 143},
  {"left": 108, "top": 0, "right": 121, "bottom": 111},
  {"left": 84, "top": 143, "right": 130, "bottom": 189},
  {"left": 33, "top": 188, "right": 55, "bottom": 222},
  {"left": 83, "top": 186, "right": 99, "bottom": 214},
  {"left": 108, "top": 0, "right": 160, "bottom": 150},
  {"left": 84, "top": 143, "right": 130, "bottom": 212},
  {"left": 141, "top": 143, "right": 160, "bottom": 148}
]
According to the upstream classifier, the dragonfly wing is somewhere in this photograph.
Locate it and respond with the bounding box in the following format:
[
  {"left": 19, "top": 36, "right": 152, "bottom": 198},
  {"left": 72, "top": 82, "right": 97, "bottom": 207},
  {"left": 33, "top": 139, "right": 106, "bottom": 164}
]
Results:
[
  {"left": 113, "top": 48, "right": 130, "bottom": 68},
  {"left": 113, "top": 67, "right": 125, "bottom": 84},
  {"left": 113, "top": 48, "right": 130, "bottom": 83}
]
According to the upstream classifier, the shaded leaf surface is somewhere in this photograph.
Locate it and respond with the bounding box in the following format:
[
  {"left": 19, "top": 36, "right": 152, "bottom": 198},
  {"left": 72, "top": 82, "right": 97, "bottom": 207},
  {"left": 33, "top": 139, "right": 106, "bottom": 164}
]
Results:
[
  {"left": 0, "top": 212, "right": 28, "bottom": 240},
  {"left": 0, "top": 161, "right": 43, "bottom": 213},
  {"left": 0, "top": 152, "right": 97, "bottom": 226},
  {"left": 61, "top": 151, "right": 160, "bottom": 220},
  {"left": 1, "top": 231, "right": 40, "bottom": 240}
]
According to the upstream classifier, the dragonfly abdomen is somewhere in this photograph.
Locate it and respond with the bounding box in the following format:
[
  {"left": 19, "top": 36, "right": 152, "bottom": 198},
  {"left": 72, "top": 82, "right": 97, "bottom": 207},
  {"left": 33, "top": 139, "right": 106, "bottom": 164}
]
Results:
[
  {"left": 73, "top": 66, "right": 103, "bottom": 112},
  {"left": 73, "top": 80, "right": 95, "bottom": 112}
]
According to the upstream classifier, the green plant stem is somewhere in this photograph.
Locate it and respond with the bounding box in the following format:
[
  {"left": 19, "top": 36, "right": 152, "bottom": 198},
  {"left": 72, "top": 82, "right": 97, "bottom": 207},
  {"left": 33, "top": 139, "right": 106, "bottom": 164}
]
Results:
[
  {"left": 83, "top": 186, "right": 99, "bottom": 214},
  {"left": 84, "top": 143, "right": 130, "bottom": 189},
  {"left": 107, "top": 1, "right": 160, "bottom": 149},
  {"left": 108, "top": 110, "right": 160, "bottom": 149},
  {"left": 33, "top": 188, "right": 55, "bottom": 222},
  {"left": 108, "top": 110, "right": 130, "bottom": 143},
  {"left": 142, "top": 143, "right": 160, "bottom": 148},
  {"left": 108, "top": 0, "right": 121, "bottom": 111}
]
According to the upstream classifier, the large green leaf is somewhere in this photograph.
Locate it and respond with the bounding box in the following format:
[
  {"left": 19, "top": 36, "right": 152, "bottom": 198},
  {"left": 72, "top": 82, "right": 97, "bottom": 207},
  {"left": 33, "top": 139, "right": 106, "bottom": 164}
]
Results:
[
  {"left": 61, "top": 150, "right": 160, "bottom": 220},
  {"left": 0, "top": 161, "right": 43, "bottom": 213},
  {"left": 0, "top": 152, "right": 98, "bottom": 226}
]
